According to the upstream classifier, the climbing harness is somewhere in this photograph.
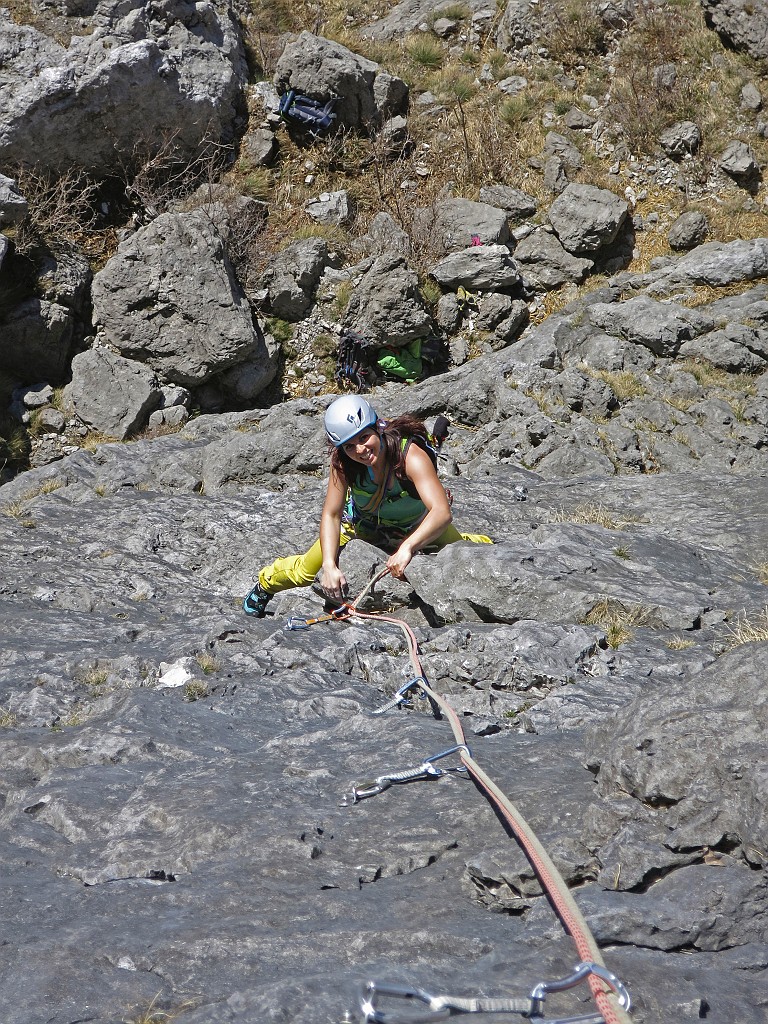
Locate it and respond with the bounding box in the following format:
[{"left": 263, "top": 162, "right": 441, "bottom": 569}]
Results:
[
  {"left": 361, "top": 962, "right": 631, "bottom": 1024},
  {"left": 340, "top": 744, "right": 470, "bottom": 806},
  {"left": 284, "top": 568, "right": 633, "bottom": 1024}
]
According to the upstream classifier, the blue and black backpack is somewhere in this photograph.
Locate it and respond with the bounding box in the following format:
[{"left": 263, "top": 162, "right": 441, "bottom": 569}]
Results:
[{"left": 278, "top": 90, "right": 337, "bottom": 136}]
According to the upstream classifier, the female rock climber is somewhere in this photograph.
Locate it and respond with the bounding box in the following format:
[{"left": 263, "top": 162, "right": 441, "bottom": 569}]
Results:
[{"left": 243, "top": 395, "right": 492, "bottom": 617}]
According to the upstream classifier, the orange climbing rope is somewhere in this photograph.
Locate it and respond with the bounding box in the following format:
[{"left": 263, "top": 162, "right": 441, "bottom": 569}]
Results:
[{"left": 291, "top": 568, "right": 633, "bottom": 1024}]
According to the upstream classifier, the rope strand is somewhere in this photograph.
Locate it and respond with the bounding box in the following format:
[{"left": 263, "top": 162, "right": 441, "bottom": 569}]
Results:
[{"left": 341, "top": 571, "right": 632, "bottom": 1024}]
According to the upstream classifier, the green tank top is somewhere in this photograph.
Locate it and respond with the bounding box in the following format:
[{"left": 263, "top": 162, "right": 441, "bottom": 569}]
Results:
[{"left": 347, "top": 468, "right": 426, "bottom": 530}]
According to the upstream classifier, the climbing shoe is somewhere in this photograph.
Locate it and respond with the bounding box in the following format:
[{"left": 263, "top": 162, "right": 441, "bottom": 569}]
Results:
[{"left": 243, "top": 581, "right": 273, "bottom": 617}]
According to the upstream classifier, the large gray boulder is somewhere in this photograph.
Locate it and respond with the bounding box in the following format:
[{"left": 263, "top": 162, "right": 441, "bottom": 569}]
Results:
[
  {"left": 659, "top": 120, "right": 702, "bottom": 159},
  {"left": 260, "top": 237, "right": 335, "bottom": 321},
  {"left": 343, "top": 253, "right": 433, "bottom": 345},
  {"left": 548, "top": 183, "right": 629, "bottom": 255},
  {"left": 479, "top": 184, "right": 537, "bottom": 223},
  {"left": 678, "top": 324, "right": 768, "bottom": 373},
  {"left": 0, "top": 298, "right": 74, "bottom": 383},
  {"left": 719, "top": 140, "right": 760, "bottom": 186},
  {"left": 273, "top": 32, "right": 408, "bottom": 131},
  {"left": 642, "top": 238, "right": 768, "bottom": 295},
  {"left": 416, "top": 198, "right": 511, "bottom": 256},
  {"left": 513, "top": 229, "right": 593, "bottom": 290},
  {"left": 63, "top": 347, "right": 162, "bottom": 439},
  {"left": 700, "top": 0, "right": 768, "bottom": 60},
  {"left": 0, "top": 1, "right": 248, "bottom": 175},
  {"left": 668, "top": 211, "right": 708, "bottom": 251},
  {"left": 430, "top": 244, "right": 521, "bottom": 292},
  {"left": 91, "top": 209, "right": 265, "bottom": 388}
]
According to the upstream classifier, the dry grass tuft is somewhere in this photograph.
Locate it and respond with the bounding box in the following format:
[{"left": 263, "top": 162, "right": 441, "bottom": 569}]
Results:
[
  {"left": 722, "top": 608, "right": 768, "bottom": 651},
  {"left": 549, "top": 502, "right": 644, "bottom": 530},
  {"left": 678, "top": 359, "right": 757, "bottom": 395},
  {"left": 666, "top": 635, "right": 695, "bottom": 650},
  {"left": 583, "top": 599, "right": 656, "bottom": 648},
  {"left": 590, "top": 369, "right": 647, "bottom": 402}
]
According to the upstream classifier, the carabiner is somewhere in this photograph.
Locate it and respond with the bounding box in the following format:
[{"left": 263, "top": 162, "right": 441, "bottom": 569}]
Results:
[
  {"left": 284, "top": 616, "right": 310, "bottom": 631},
  {"left": 361, "top": 981, "right": 451, "bottom": 1024},
  {"left": 422, "top": 745, "right": 471, "bottom": 776},
  {"left": 372, "top": 677, "right": 429, "bottom": 716},
  {"left": 530, "top": 962, "right": 631, "bottom": 1016}
]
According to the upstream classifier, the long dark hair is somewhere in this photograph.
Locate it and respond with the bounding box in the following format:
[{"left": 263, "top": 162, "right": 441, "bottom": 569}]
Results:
[{"left": 329, "top": 414, "right": 429, "bottom": 486}]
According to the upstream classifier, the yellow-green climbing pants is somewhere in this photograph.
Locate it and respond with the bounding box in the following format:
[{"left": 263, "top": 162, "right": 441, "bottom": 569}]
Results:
[{"left": 259, "top": 523, "right": 493, "bottom": 594}]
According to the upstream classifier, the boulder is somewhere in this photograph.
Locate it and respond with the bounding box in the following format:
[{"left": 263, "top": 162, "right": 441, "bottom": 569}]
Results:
[
  {"left": 35, "top": 244, "right": 92, "bottom": 313},
  {"left": 478, "top": 184, "right": 537, "bottom": 222},
  {"left": 430, "top": 244, "right": 521, "bottom": 292},
  {"left": 261, "top": 237, "right": 335, "bottom": 322},
  {"left": 473, "top": 292, "right": 529, "bottom": 348},
  {"left": 658, "top": 120, "right": 701, "bottom": 159},
  {"left": 416, "top": 198, "right": 511, "bottom": 256},
  {"left": 92, "top": 209, "right": 264, "bottom": 386},
  {"left": 0, "top": 2, "right": 248, "bottom": 175},
  {"left": 541, "top": 131, "right": 583, "bottom": 171},
  {"left": 668, "top": 211, "right": 708, "bottom": 251},
  {"left": 0, "top": 298, "right": 74, "bottom": 383},
  {"left": 644, "top": 238, "right": 768, "bottom": 293},
  {"left": 740, "top": 82, "right": 763, "bottom": 112},
  {"left": 700, "top": 0, "right": 768, "bottom": 60},
  {"left": 678, "top": 324, "right": 768, "bottom": 373},
  {"left": 273, "top": 32, "right": 408, "bottom": 132},
  {"left": 719, "top": 140, "right": 760, "bottom": 186},
  {"left": 63, "top": 347, "right": 162, "bottom": 438},
  {"left": 513, "top": 229, "right": 593, "bottom": 290},
  {"left": 564, "top": 107, "right": 597, "bottom": 130},
  {"left": 354, "top": 212, "right": 411, "bottom": 257},
  {"left": 548, "top": 184, "right": 629, "bottom": 255},
  {"left": 543, "top": 156, "right": 570, "bottom": 194},
  {"left": 343, "top": 253, "right": 433, "bottom": 345},
  {"left": 241, "top": 127, "right": 278, "bottom": 167},
  {"left": 0, "top": 174, "right": 28, "bottom": 225}
]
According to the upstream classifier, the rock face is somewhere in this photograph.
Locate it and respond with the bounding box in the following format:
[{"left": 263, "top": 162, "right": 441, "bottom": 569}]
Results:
[
  {"left": 0, "top": 0, "right": 248, "bottom": 174},
  {"left": 92, "top": 209, "right": 270, "bottom": 389},
  {"left": 1, "top": 361, "right": 767, "bottom": 1023}
]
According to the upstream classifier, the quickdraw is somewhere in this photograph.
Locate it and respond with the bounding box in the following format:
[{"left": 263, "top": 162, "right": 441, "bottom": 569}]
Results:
[
  {"left": 361, "top": 962, "right": 631, "bottom": 1024},
  {"left": 340, "top": 744, "right": 470, "bottom": 806}
]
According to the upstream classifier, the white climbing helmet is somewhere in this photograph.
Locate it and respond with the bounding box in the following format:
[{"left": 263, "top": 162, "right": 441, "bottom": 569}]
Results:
[{"left": 324, "top": 395, "right": 379, "bottom": 446}]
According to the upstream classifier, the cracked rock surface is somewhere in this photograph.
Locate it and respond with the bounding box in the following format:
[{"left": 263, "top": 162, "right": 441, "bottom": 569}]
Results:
[{"left": 2, "top": 355, "right": 767, "bottom": 1024}]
